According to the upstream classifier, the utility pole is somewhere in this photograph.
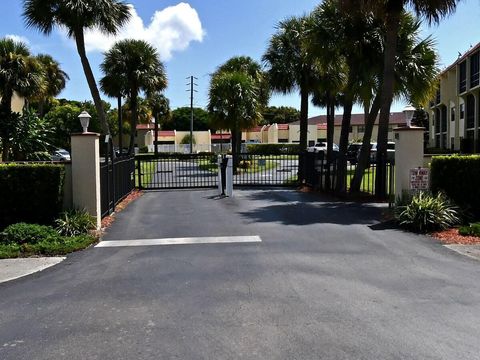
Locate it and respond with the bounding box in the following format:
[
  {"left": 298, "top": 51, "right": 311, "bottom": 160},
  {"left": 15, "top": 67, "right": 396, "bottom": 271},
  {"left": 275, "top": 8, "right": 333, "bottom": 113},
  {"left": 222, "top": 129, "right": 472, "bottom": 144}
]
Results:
[{"left": 186, "top": 76, "right": 198, "bottom": 153}]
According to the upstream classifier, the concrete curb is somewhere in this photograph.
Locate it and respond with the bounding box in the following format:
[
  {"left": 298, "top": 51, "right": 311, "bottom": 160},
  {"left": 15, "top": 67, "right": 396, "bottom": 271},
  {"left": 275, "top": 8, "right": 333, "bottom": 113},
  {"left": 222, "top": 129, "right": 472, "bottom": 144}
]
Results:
[
  {"left": 0, "top": 257, "right": 65, "bottom": 284},
  {"left": 444, "top": 245, "right": 480, "bottom": 261}
]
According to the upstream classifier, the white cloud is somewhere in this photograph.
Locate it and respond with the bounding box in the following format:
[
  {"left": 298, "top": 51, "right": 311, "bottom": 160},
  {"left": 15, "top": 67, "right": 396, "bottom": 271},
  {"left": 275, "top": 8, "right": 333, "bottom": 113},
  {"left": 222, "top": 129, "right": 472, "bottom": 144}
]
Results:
[
  {"left": 5, "top": 34, "right": 30, "bottom": 45},
  {"left": 82, "top": 2, "right": 205, "bottom": 61}
]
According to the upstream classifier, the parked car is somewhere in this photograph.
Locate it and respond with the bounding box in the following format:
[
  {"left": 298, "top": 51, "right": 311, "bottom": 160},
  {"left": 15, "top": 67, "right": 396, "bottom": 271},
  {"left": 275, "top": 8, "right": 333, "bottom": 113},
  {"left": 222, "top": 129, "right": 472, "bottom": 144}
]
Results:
[
  {"left": 369, "top": 142, "right": 395, "bottom": 163},
  {"left": 307, "top": 142, "right": 339, "bottom": 153},
  {"left": 347, "top": 143, "right": 363, "bottom": 165},
  {"left": 51, "top": 149, "right": 71, "bottom": 161}
]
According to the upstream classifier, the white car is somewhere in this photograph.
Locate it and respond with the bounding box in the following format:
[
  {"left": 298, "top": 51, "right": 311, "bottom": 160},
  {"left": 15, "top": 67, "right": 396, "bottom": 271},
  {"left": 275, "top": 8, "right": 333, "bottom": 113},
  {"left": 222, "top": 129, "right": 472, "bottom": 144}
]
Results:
[
  {"left": 52, "top": 149, "right": 71, "bottom": 161},
  {"left": 369, "top": 142, "right": 395, "bottom": 163},
  {"left": 307, "top": 142, "right": 339, "bottom": 153}
]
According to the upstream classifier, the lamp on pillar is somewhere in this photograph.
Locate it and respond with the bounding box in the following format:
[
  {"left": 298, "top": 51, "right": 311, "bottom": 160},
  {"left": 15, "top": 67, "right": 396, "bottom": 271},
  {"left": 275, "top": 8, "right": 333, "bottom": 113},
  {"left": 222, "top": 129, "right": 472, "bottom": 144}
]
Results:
[
  {"left": 78, "top": 111, "right": 91, "bottom": 133},
  {"left": 402, "top": 105, "right": 416, "bottom": 127}
]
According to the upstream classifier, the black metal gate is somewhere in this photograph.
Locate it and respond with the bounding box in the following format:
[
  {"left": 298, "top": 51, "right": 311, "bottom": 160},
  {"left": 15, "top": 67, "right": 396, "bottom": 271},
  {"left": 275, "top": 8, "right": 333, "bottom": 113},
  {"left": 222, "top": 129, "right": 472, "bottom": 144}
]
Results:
[
  {"left": 135, "top": 153, "right": 299, "bottom": 190},
  {"left": 100, "top": 156, "right": 135, "bottom": 217}
]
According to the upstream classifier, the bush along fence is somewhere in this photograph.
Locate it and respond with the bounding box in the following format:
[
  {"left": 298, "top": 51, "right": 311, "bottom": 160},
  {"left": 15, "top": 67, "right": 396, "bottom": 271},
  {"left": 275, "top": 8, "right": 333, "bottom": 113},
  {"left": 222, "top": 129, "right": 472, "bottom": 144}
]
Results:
[
  {"left": 431, "top": 155, "right": 480, "bottom": 218},
  {"left": 0, "top": 163, "right": 65, "bottom": 229}
]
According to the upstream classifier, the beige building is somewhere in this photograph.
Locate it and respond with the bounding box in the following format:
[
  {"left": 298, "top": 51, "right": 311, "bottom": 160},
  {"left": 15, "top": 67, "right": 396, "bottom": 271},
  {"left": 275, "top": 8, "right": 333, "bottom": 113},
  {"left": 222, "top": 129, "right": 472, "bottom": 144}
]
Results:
[
  {"left": 427, "top": 42, "right": 480, "bottom": 153},
  {"left": 0, "top": 92, "right": 25, "bottom": 113}
]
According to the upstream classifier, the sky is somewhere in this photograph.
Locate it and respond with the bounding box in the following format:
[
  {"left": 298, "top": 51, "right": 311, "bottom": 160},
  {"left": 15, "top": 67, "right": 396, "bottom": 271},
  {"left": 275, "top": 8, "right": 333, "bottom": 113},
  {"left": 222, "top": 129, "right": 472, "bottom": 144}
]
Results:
[{"left": 1, "top": 0, "right": 480, "bottom": 117}]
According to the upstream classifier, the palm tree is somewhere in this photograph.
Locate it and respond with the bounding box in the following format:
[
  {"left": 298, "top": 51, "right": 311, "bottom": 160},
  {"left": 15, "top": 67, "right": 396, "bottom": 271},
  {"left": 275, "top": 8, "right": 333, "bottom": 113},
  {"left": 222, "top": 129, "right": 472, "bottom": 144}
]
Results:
[
  {"left": 23, "top": 0, "right": 131, "bottom": 137},
  {"left": 263, "top": 16, "right": 322, "bottom": 181},
  {"left": 34, "top": 54, "right": 69, "bottom": 116},
  {"left": 343, "top": 0, "right": 460, "bottom": 197},
  {"left": 208, "top": 70, "right": 262, "bottom": 172},
  {"left": 101, "top": 39, "right": 167, "bottom": 155},
  {"left": 147, "top": 93, "right": 170, "bottom": 156},
  {"left": 0, "top": 38, "right": 44, "bottom": 161},
  {"left": 350, "top": 12, "right": 439, "bottom": 194}
]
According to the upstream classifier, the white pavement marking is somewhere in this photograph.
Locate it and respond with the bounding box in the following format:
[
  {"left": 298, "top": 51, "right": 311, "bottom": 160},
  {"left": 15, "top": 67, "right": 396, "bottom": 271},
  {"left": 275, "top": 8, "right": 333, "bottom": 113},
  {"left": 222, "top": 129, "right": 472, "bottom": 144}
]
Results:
[{"left": 96, "top": 236, "right": 262, "bottom": 248}]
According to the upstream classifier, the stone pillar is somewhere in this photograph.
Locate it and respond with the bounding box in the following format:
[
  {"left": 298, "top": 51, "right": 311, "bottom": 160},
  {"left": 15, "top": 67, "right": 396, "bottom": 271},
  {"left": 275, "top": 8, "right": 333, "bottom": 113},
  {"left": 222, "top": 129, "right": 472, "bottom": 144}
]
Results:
[
  {"left": 71, "top": 133, "right": 101, "bottom": 230},
  {"left": 394, "top": 127, "right": 425, "bottom": 200}
]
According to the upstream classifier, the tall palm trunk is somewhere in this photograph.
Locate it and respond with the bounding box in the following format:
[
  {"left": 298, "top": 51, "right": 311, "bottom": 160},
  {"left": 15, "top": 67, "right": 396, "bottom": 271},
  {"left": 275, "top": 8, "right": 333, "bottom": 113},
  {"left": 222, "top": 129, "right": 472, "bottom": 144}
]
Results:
[
  {"left": 231, "top": 120, "right": 239, "bottom": 175},
  {"left": 117, "top": 96, "right": 123, "bottom": 155},
  {"left": 335, "top": 95, "right": 353, "bottom": 193},
  {"left": 375, "top": 5, "right": 402, "bottom": 198},
  {"left": 74, "top": 29, "right": 110, "bottom": 137},
  {"left": 325, "top": 97, "right": 335, "bottom": 191},
  {"left": 1, "top": 89, "right": 13, "bottom": 161},
  {"left": 128, "top": 90, "right": 138, "bottom": 155},
  {"left": 298, "top": 85, "right": 309, "bottom": 182},
  {"left": 350, "top": 94, "right": 381, "bottom": 193}
]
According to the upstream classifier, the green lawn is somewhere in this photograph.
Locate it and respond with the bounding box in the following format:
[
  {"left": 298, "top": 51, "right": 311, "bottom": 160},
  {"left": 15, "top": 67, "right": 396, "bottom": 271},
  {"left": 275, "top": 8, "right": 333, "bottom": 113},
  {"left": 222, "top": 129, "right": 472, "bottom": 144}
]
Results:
[
  {"left": 346, "top": 166, "right": 394, "bottom": 194},
  {"left": 135, "top": 161, "right": 155, "bottom": 187}
]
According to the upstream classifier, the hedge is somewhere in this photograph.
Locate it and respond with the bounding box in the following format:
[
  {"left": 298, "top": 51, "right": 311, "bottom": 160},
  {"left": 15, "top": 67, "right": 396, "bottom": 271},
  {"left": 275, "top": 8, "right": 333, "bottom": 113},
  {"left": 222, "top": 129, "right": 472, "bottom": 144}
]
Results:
[
  {"left": 430, "top": 155, "right": 480, "bottom": 217},
  {"left": 246, "top": 143, "right": 300, "bottom": 155},
  {"left": 0, "top": 164, "right": 65, "bottom": 229}
]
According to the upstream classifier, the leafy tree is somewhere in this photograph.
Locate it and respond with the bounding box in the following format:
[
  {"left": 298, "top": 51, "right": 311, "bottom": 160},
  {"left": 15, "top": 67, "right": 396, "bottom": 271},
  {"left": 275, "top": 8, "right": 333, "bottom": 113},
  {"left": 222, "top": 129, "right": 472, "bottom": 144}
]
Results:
[
  {"left": 164, "top": 107, "right": 210, "bottom": 131},
  {"left": 0, "top": 37, "right": 45, "bottom": 160},
  {"left": 261, "top": 106, "right": 300, "bottom": 124},
  {"left": 23, "top": 0, "right": 131, "bottom": 138},
  {"left": 180, "top": 134, "right": 196, "bottom": 145},
  {"left": 100, "top": 39, "right": 167, "bottom": 154}
]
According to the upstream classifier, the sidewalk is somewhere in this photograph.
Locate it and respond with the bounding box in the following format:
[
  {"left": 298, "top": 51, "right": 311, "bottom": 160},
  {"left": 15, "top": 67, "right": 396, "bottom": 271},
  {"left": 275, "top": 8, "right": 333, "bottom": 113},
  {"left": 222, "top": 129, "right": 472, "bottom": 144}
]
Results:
[{"left": 0, "top": 257, "right": 65, "bottom": 283}]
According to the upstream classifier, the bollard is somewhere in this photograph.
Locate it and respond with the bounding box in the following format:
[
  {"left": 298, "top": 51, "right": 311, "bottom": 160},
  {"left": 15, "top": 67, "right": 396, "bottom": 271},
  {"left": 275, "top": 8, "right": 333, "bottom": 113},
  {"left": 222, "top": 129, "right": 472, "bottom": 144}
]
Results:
[
  {"left": 226, "top": 155, "right": 233, "bottom": 197},
  {"left": 217, "top": 155, "right": 223, "bottom": 195}
]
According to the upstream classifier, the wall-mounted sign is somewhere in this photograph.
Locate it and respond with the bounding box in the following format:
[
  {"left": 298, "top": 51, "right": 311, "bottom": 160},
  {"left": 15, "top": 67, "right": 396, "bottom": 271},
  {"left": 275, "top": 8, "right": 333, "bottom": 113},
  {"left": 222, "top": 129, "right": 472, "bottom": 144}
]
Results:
[{"left": 409, "top": 167, "right": 429, "bottom": 190}]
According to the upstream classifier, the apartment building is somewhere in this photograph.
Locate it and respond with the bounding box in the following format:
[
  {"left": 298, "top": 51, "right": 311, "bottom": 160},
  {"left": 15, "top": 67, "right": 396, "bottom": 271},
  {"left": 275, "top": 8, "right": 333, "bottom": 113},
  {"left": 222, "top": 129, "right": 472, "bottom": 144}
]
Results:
[{"left": 428, "top": 42, "right": 480, "bottom": 153}]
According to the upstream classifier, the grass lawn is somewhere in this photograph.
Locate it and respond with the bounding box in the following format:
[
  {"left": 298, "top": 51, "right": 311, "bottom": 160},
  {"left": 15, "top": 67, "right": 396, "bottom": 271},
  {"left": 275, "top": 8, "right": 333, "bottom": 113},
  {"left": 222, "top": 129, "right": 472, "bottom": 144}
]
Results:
[
  {"left": 135, "top": 160, "right": 155, "bottom": 187},
  {"left": 0, "top": 235, "right": 97, "bottom": 259},
  {"left": 346, "top": 166, "right": 394, "bottom": 194}
]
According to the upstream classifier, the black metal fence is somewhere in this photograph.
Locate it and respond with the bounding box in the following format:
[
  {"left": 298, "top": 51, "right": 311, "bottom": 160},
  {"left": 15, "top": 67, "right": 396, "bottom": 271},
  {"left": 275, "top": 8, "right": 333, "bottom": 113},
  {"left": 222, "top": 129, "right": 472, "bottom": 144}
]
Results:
[
  {"left": 232, "top": 153, "right": 298, "bottom": 187},
  {"left": 135, "top": 152, "right": 300, "bottom": 190},
  {"left": 136, "top": 153, "right": 219, "bottom": 190},
  {"left": 100, "top": 156, "right": 135, "bottom": 217},
  {"left": 302, "top": 151, "right": 395, "bottom": 199}
]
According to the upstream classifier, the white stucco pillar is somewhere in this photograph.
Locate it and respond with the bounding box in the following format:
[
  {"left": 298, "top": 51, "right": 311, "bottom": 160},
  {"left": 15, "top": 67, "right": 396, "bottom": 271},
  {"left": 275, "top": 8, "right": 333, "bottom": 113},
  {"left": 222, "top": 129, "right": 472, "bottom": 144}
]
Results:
[
  {"left": 71, "top": 133, "right": 101, "bottom": 230},
  {"left": 394, "top": 127, "right": 425, "bottom": 200}
]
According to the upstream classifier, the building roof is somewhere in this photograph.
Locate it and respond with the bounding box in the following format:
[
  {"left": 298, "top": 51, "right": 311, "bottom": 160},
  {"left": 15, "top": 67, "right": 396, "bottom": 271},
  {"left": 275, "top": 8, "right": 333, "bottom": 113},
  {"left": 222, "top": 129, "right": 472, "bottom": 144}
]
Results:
[
  {"left": 442, "top": 42, "right": 480, "bottom": 75},
  {"left": 277, "top": 124, "right": 289, "bottom": 130},
  {"left": 136, "top": 123, "right": 155, "bottom": 130},
  {"left": 291, "top": 112, "right": 405, "bottom": 127},
  {"left": 157, "top": 130, "right": 175, "bottom": 137},
  {"left": 247, "top": 125, "right": 264, "bottom": 132},
  {"left": 211, "top": 133, "right": 231, "bottom": 140}
]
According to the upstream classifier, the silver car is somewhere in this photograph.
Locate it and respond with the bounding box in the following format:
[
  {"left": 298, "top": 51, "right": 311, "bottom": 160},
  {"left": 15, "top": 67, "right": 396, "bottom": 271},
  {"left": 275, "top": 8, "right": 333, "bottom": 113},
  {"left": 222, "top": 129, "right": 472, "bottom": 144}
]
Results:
[{"left": 52, "top": 149, "right": 71, "bottom": 161}]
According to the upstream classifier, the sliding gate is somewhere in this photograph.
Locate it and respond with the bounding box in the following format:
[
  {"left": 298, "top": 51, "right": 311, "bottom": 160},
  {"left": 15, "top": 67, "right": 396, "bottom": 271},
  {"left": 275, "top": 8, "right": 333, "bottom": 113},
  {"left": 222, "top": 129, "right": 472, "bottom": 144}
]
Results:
[{"left": 135, "top": 153, "right": 299, "bottom": 190}]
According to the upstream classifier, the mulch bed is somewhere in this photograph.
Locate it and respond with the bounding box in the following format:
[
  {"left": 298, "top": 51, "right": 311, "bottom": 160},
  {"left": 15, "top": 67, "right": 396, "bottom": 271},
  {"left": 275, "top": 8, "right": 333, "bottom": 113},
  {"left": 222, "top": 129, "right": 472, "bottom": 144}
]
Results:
[
  {"left": 100, "top": 190, "right": 143, "bottom": 230},
  {"left": 430, "top": 228, "right": 480, "bottom": 245}
]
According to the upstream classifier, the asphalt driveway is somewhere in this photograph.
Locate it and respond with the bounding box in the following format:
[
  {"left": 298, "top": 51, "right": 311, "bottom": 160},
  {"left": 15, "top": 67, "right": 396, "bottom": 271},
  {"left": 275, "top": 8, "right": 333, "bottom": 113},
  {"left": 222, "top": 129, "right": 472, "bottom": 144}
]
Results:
[{"left": 1, "top": 189, "right": 480, "bottom": 359}]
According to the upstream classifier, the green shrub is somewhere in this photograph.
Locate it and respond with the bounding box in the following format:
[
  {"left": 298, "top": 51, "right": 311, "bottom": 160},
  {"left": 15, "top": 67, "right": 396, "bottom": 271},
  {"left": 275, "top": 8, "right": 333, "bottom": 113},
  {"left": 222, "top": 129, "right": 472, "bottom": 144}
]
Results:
[
  {"left": 139, "top": 146, "right": 149, "bottom": 153},
  {"left": 459, "top": 223, "right": 480, "bottom": 237},
  {"left": 430, "top": 155, "right": 480, "bottom": 218},
  {"left": 1, "top": 223, "right": 60, "bottom": 245},
  {"left": 0, "top": 164, "right": 65, "bottom": 229},
  {"left": 246, "top": 143, "right": 300, "bottom": 155},
  {"left": 55, "top": 209, "right": 96, "bottom": 237},
  {"left": 395, "top": 192, "right": 460, "bottom": 233}
]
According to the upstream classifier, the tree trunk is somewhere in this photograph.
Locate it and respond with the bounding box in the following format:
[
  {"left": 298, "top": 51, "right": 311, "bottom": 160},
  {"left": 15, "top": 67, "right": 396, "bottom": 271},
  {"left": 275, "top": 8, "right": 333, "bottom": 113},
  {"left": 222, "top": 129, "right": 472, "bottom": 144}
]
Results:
[
  {"left": 231, "top": 121, "right": 238, "bottom": 175},
  {"left": 154, "top": 112, "right": 159, "bottom": 157},
  {"left": 350, "top": 94, "right": 381, "bottom": 193},
  {"left": 375, "top": 5, "right": 402, "bottom": 198},
  {"left": 335, "top": 96, "right": 353, "bottom": 193},
  {"left": 118, "top": 96, "right": 123, "bottom": 155},
  {"left": 298, "top": 86, "right": 309, "bottom": 182},
  {"left": 0, "top": 89, "right": 13, "bottom": 162},
  {"left": 74, "top": 29, "right": 110, "bottom": 137},
  {"left": 128, "top": 91, "right": 138, "bottom": 155},
  {"left": 325, "top": 97, "right": 335, "bottom": 191}
]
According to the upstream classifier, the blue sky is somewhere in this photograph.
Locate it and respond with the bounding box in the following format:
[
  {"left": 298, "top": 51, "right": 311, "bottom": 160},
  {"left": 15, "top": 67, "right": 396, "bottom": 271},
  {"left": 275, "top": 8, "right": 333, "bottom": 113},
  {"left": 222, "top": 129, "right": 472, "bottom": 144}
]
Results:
[{"left": 1, "top": 0, "right": 479, "bottom": 117}]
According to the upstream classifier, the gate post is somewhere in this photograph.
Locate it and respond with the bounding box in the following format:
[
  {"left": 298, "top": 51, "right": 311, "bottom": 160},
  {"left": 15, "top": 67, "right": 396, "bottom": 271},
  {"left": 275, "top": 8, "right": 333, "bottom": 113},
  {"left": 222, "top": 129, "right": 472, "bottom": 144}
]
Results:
[
  {"left": 394, "top": 126, "right": 425, "bottom": 200},
  {"left": 71, "top": 133, "right": 101, "bottom": 230},
  {"left": 226, "top": 155, "right": 233, "bottom": 197}
]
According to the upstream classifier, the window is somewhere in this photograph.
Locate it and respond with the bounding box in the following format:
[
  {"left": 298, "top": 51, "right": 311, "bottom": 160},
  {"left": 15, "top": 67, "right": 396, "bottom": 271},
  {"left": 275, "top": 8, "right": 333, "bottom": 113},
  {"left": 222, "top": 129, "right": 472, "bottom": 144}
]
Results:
[
  {"left": 388, "top": 125, "right": 393, "bottom": 132},
  {"left": 349, "top": 126, "right": 353, "bottom": 133},
  {"left": 451, "top": 106, "right": 455, "bottom": 122},
  {"left": 466, "top": 95, "right": 475, "bottom": 129},
  {"left": 441, "top": 106, "right": 447, "bottom": 133},
  {"left": 358, "top": 125, "right": 365, "bottom": 133},
  {"left": 470, "top": 52, "right": 480, "bottom": 88},
  {"left": 460, "top": 103, "right": 465, "bottom": 119},
  {"left": 459, "top": 61, "right": 467, "bottom": 93},
  {"left": 451, "top": 137, "right": 455, "bottom": 151},
  {"left": 435, "top": 88, "right": 441, "bottom": 104}
]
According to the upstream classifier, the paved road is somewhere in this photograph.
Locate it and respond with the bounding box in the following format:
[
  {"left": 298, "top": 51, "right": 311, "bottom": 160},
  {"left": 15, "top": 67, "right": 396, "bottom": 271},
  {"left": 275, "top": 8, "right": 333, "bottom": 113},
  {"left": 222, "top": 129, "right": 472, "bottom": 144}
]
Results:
[{"left": 1, "top": 189, "right": 480, "bottom": 359}]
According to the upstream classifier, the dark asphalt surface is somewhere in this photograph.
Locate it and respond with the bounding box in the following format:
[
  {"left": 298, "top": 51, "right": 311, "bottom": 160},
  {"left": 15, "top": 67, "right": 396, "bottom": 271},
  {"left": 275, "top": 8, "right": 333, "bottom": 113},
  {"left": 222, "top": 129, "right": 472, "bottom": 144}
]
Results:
[{"left": 1, "top": 189, "right": 480, "bottom": 359}]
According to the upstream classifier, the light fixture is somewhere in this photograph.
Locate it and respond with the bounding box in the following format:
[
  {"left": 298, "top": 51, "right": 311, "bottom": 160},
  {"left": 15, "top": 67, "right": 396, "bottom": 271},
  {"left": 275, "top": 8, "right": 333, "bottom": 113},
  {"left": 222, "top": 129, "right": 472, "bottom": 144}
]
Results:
[
  {"left": 78, "top": 111, "right": 91, "bottom": 133},
  {"left": 402, "top": 105, "right": 416, "bottom": 127}
]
